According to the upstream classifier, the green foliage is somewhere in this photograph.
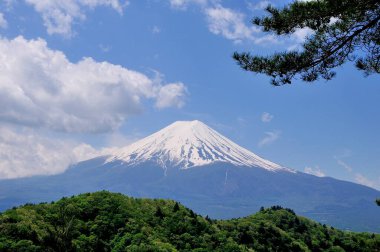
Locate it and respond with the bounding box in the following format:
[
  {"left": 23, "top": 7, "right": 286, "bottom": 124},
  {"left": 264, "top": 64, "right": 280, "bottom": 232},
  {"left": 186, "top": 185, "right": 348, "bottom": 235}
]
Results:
[
  {"left": 0, "top": 191, "right": 379, "bottom": 251},
  {"left": 233, "top": 0, "right": 380, "bottom": 85}
]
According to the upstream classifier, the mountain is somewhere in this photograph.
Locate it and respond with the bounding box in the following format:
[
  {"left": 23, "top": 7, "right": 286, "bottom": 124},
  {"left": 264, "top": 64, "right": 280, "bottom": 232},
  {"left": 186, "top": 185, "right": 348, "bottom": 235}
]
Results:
[
  {"left": 1, "top": 191, "right": 379, "bottom": 251},
  {"left": 0, "top": 120, "right": 379, "bottom": 233},
  {"left": 107, "top": 120, "right": 289, "bottom": 170}
]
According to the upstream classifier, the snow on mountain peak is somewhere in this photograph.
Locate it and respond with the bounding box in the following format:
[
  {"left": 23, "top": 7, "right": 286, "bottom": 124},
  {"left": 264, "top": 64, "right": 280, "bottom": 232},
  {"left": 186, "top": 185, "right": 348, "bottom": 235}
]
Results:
[{"left": 106, "top": 120, "right": 290, "bottom": 171}]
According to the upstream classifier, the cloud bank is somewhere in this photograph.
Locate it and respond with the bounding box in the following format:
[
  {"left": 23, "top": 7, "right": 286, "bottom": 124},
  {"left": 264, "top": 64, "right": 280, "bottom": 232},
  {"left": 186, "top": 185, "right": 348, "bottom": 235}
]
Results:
[
  {"left": 0, "top": 126, "right": 96, "bottom": 179},
  {"left": 0, "top": 36, "right": 186, "bottom": 133},
  {"left": 0, "top": 36, "right": 187, "bottom": 179},
  {"left": 0, "top": 124, "right": 128, "bottom": 179}
]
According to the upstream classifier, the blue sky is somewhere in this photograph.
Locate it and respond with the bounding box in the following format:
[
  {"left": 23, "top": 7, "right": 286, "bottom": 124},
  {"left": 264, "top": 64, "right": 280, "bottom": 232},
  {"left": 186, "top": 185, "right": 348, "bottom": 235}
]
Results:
[{"left": 0, "top": 0, "right": 379, "bottom": 189}]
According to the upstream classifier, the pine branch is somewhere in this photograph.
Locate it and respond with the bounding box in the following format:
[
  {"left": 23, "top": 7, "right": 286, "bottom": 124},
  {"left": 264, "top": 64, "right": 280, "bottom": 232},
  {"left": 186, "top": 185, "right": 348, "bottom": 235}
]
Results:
[{"left": 233, "top": 0, "right": 380, "bottom": 85}]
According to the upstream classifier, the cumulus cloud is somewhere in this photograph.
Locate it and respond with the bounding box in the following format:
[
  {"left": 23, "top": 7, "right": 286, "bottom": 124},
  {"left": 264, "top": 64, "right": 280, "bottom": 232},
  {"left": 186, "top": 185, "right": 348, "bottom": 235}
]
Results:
[
  {"left": 258, "top": 130, "right": 280, "bottom": 147},
  {"left": 304, "top": 166, "right": 325, "bottom": 177},
  {"left": 261, "top": 112, "right": 274, "bottom": 123},
  {"left": 0, "top": 124, "right": 144, "bottom": 179},
  {"left": 24, "top": 0, "right": 128, "bottom": 36},
  {"left": 0, "top": 125, "right": 101, "bottom": 179},
  {"left": 205, "top": 5, "right": 272, "bottom": 44},
  {"left": 205, "top": 4, "right": 277, "bottom": 44},
  {"left": 0, "top": 36, "right": 187, "bottom": 133},
  {"left": 155, "top": 83, "right": 187, "bottom": 109},
  {"left": 0, "top": 120, "right": 149, "bottom": 179}
]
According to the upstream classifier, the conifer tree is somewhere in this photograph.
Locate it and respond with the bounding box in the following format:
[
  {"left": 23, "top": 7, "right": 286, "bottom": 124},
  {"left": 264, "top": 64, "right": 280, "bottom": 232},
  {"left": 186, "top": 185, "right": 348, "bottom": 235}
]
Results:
[{"left": 233, "top": 0, "right": 380, "bottom": 85}]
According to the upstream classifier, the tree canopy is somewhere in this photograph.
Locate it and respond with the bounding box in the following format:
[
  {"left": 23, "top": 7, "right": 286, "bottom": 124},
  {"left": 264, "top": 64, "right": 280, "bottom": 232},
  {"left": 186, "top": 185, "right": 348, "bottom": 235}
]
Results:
[
  {"left": 1, "top": 191, "right": 380, "bottom": 251},
  {"left": 233, "top": 0, "right": 380, "bottom": 85}
]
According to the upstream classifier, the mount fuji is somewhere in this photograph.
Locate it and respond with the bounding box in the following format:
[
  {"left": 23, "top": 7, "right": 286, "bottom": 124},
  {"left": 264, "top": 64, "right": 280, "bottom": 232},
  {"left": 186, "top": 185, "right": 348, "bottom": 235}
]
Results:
[
  {"left": 106, "top": 120, "right": 289, "bottom": 171},
  {"left": 0, "top": 120, "right": 379, "bottom": 232}
]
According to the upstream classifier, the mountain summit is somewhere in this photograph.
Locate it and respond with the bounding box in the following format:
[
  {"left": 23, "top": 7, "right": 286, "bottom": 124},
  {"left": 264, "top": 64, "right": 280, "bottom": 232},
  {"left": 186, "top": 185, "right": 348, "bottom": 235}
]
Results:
[{"left": 106, "top": 120, "right": 287, "bottom": 171}]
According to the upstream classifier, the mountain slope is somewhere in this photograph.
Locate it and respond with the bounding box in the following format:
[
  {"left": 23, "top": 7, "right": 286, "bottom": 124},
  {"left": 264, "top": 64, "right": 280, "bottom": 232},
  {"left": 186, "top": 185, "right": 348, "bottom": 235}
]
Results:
[{"left": 1, "top": 191, "right": 379, "bottom": 252}]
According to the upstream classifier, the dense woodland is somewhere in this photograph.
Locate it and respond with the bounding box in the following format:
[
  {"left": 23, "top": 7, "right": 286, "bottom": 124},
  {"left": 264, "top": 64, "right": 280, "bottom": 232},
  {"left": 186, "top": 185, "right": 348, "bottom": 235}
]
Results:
[{"left": 0, "top": 191, "right": 379, "bottom": 251}]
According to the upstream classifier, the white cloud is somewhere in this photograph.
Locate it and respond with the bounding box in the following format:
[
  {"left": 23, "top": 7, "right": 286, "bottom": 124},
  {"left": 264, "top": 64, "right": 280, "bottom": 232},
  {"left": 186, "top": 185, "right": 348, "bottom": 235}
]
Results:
[
  {"left": 152, "top": 25, "right": 161, "bottom": 34},
  {"left": 0, "top": 124, "right": 130, "bottom": 179},
  {"left": 334, "top": 151, "right": 353, "bottom": 173},
  {"left": 329, "top": 17, "right": 340, "bottom": 25},
  {"left": 336, "top": 159, "right": 353, "bottom": 173},
  {"left": 155, "top": 83, "right": 187, "bottom": 109},
  {"left": 247, "top": 0, "right": 271, "bottom": 11},
  {"left": 169, "top": 0, "right": 208, "bottom": 9},
  {"left": 0, "top": 36, "right": 186, "bottom": 133},
  {"left": 0, "top": 126, "right": 94, "bottom": 179},
  {"left": 169, "top": 0, "right": 254, "bottom": 40},
  {"left": 292, "top": 27, "right": 314, "bottom": 42},
  {"left": 0, "top": 123, "right": 146, "bottom": 179},
  {"left": 332, "top": 151, "right": 379, "bottom": 189},
  {"left": 24, "top": 0, "right": 128, "bottom": 36},
  {"left": 205, "top": 5, "right": 258, "bottom": 43},
  {"left": 205, "top": 4, "right": 277, "bottom": 44},
  {"left": 304, "top": 166, "right": 325, "bottom": 177},
  {"left": 99, "top": 43, "right": 111, "bottom": 52},
  {"left": 167, "top": 1, "right": 278, "bottom": 44},
  {"left": 258, "top": 130, "right": 280, "bottom": 147},
  {"left": 0, "top": 13, "right": 7, "bottom": 29},
  {"left": 261, "top": 112, "right": 274, "bottom": 123},
  {"left": 355, "top": 173, "right": 380, "bottom": 190},
  {"left": 287, "top": 27, "right": 315, "bottom": 51}
]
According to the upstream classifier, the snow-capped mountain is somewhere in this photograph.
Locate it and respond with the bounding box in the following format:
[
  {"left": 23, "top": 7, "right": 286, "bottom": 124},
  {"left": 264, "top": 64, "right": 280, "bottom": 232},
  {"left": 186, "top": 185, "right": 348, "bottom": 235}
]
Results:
[
  {"left": 1, "top": 120, "right": 379, "bottom": 233},
  {"left": 106, "top": 120, "right": 289, "bottom": 171}
]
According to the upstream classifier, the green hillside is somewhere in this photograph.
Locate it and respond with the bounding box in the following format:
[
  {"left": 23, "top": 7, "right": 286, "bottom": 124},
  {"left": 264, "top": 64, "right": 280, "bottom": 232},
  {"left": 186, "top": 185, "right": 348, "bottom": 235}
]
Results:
[{"left": 0, "top": 191, "right": 379, "bottom": 252}]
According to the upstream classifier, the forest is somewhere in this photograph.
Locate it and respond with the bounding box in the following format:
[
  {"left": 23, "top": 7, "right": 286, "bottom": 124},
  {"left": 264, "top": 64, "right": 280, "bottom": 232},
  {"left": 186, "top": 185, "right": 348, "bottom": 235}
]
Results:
[{"left": 0, "top": 191, "right": 379, "bottom": 251}]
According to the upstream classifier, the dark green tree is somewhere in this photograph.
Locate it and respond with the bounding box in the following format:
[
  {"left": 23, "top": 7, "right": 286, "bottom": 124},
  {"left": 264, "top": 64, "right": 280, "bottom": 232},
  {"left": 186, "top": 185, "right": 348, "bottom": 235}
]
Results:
[
  {"left": 376, "top": 199, "right": 380, "bottom": 206},
  {"left": 155, "top": 206, "right": 164, "bottom": 219},
  {"left": 233, "top": 0, "right": 380, "bottom": 85},
  {"left": 173, "top": 202, "right": 180, "bottom": 212}
]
